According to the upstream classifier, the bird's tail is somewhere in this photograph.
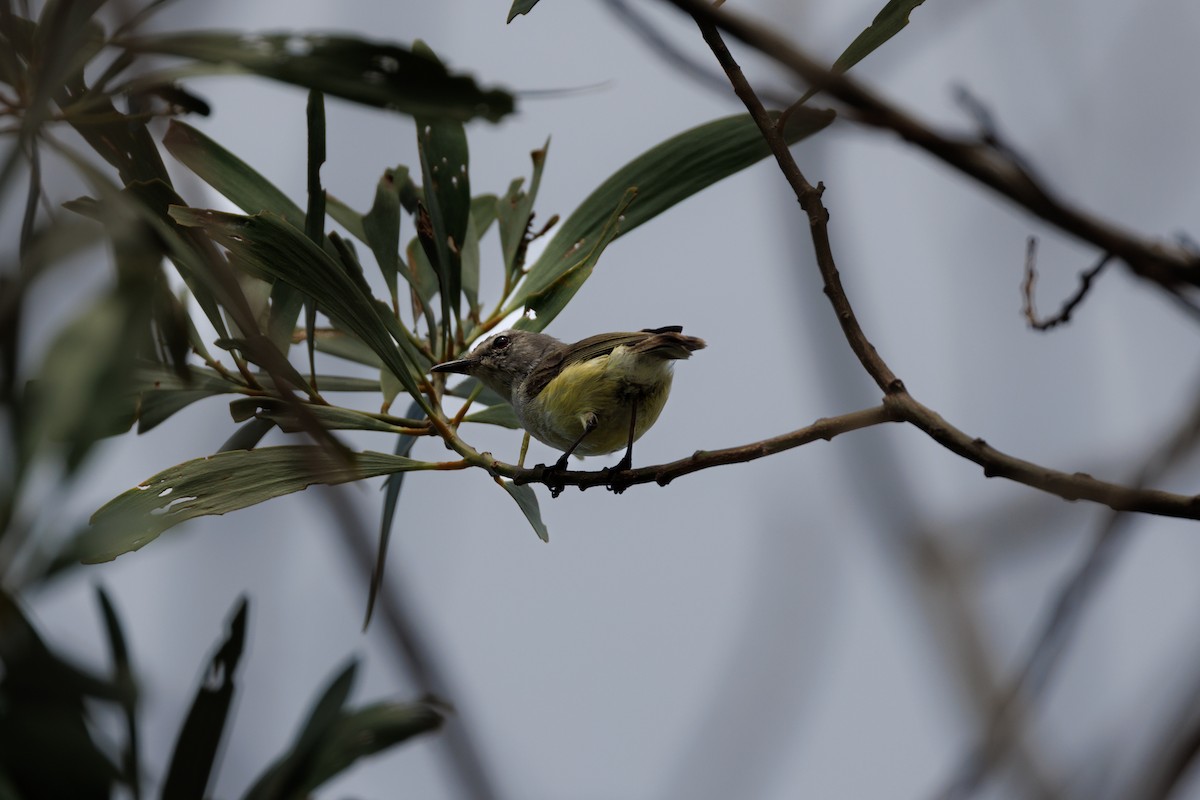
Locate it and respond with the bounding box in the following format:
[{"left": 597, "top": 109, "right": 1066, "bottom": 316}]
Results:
[{"left": 633, "top": 326, "right": 707, "bottom": 360}]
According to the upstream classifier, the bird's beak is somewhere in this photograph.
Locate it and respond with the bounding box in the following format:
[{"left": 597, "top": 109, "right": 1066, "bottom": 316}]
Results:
[{"left": 431, "top": 357, "right": 475, "bottom": 375}]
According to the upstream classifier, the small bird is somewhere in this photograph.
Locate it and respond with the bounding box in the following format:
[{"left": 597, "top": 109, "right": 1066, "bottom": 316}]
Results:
[{"left": 432, "top": 326, "right": 705, "bottom": 481}]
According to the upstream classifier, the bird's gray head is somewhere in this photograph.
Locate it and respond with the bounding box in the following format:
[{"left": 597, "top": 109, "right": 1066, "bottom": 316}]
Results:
[{"left": 431, "top": 330, "right": 561, "bottom": 400}]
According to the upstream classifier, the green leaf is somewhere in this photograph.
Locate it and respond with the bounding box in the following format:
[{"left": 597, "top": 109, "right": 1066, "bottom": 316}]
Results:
[
  {"left": 27, "top": 285, "right": 147, "bottom": 471},
  {"left": 509, "top": 110, "right": 834, "bottom": 326},
  {"left": 325, "top": 193, "right": 367, "bottom": 241},
  {"left": 414, "top": 41, "right": 471, "bottom": 324},
  {"left": 119, "top": 32, "right": 515, "bottom": 122},
  {"left": 463, "top": 403, "right": 521, "bottom": 429},
  {"left": 81, "top": 447, "right": 431, "bottom": 562},
  {"left": 162, "top": 597, "right": 248, "bottom": 800},
  {"left": 301, "top": 701, "right": 443, "bottom": 788},
  {"left": 243, "top": 662, "right": 442, "bottom": 799},
  {"left": 366, "top": 400, "right": 423, "bottom": 630},
  {"left": 461, "top": 192, "right": 498, "bottom": 313},
  {"left": 95, "top": 587, "right": 141, "bottom": 799},
  {"left": 230, "top": 397, "right": 415, "bottom": 434},
  {"left": 500, "top": 480, "right": 549, "bottom": 542},
  {"left": 303, "top": 89, "right": 327, "bottom": 383},
  {"left": 243, "top": 661, "right": 357, "bottom": 800},
  {"left": 513, "top": 188, "right": 635, "bottom": 332},
  {"left": 163, "top": 121, "right": 304, "bottom": 226},
  {"left": 831, "top": 0, "right": 926, "bottom": 75},
  {"left": 507, "top": 0, "right": 542, "bottom": 23},
  {"left": 496, "top": 141, "right": 548, "bottom": 279},
  {"left": 170, "top": 207, "right": 432, "bottom": 414}
]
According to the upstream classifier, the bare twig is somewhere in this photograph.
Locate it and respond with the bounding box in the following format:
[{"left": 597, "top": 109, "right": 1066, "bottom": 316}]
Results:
[{"left": 1021, "top": 237, "right": 1113, "bottom": 331}]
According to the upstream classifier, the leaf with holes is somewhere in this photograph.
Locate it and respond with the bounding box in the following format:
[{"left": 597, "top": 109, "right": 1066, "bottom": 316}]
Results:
[{"left": 80, "top": 447, "right": 431, "bottom": 562}]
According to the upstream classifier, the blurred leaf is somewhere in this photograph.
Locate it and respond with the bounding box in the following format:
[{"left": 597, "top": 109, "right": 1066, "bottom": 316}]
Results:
[
  {"left": 119, "top": 32, "right": 515, "bottom": 122},
  {"left": 496, "top": 142, "right": 548, "bottom": 278},
  {"left": 170, "top": 207, "right": 433, "bottom": 414},
  {"left": 831, "top": 0, "right": 926, "bottom": 75},
  {"left": 464, "top": 403, "right": 521, "bottom": 429},
  {"left": 0, "top": 587, "right": 121, "bottom": 799},
  {"left": 300, "top": 701, "right": 443, "bottom": 788},
  {"left": 96, "top": 587, "right": 141, "bottom": 800},
  {"left": 414, "top": 40, "right": 471, "bottom": 324},
  {"left": 513, "top": 188, "right": 635, "bottom": 332},
  {"left": 303, "top": 89, "right": 327, "bottom": 384},
  {"left": 244, "top": 662, "right": 442, "bottom": 798},
  {"left": 27, "top": 285, "right": 147, "bottom": 471},
  {"left": 500, "top": 480, "right": 549, "bottom": 542},
  {"left": 162, "top": 596, "right": 248, "bottom": 800},
  {"left": 366, "top": 399, "right": 423, "bottom": 629},
  {"left": 242, "top": 661, "right": 357, "bottom": 800},
  {"left": 509, "top": 109, "right": 834, "bottom": 328},
  {"left": 80, "top": 447, "right": 431, "bottom": 562},
  {"left": 230, "top": 397, "right": 415, "bottom": 434},
  {"left": 507, "top": 0, "right": 542, "bottom": 23},
  {"left": 405, "top": 234, "right": 440, "bottom": 318}
]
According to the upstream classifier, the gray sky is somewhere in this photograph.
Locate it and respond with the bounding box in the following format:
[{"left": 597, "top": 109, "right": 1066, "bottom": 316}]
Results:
[{"left": 24, "top": 0, "right": 1200, "bottom": 798}]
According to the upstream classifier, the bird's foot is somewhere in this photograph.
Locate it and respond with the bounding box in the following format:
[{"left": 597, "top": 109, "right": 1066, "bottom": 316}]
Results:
[
  {"left": 535, "top": 454, "right": 572, "bottom": 498},
  {"left": 603, "top": 455, "right": 634, "bottom": 494}
]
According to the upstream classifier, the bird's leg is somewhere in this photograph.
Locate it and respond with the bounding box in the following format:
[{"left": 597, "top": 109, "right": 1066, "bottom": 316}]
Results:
[
  {"left": 605, "top": 402, "right": 638, "bottom": 494},
  {"left": 539, "top": 413, "right": 597, "bottom": 497}
]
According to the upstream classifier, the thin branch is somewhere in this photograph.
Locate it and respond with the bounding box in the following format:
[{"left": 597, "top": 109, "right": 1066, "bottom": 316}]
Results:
[
  {"left": 1021, "top": 237, "right": 1112, "bottom": 331},
  {"left": 661, "top": 0, "right": 1200, "bottom": 294},
  {"left": 503, "top": 404, "right": 898, "bottom": 491},
  {"left": 664, "top": 11, "right": 1200, "bottom": 525}
]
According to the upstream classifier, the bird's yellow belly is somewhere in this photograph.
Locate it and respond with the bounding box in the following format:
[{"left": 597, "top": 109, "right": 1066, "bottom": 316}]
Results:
[{"left": 520, "top": 353, "right": 674, "bottom": 457}]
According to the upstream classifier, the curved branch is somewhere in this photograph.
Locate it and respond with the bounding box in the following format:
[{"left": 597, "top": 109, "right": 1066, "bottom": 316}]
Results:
[
  {"left": 663, "top": 0, "right": 1200, "bottom": 293},
  {"left": 670, "top": 15, "right": 1200, "bottom": 522}
]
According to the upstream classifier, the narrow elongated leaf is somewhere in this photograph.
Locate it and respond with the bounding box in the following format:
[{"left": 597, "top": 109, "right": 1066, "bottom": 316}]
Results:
[
  {"left": 513, "top": 188, "right": 635, "bottom": 331},
  {"left": 831, "top": 0, "right": 926, "bottom": 75},
  {"left": 366, "top": 400, "right": 424, "bottom": 629},
  {"left": 230, "top": 397, "right": 415, "bottom": 434},
  {"left": 95, "top": 588, "right": 140, "bottom": 800},
  {"left": 119, "top": 32, "right": 515, "bottom": 122},
  {"left": 300, "top": 701, "right": 443, "bottom": 790},
  {"left": 507, "top": 0, "right": 542, "bottom": 22},
  {"left": 362, "top": 166, "right": 418, "bottom": 307},
  {"left": 162, "top": 597, "right": 248, "bottom": 800},
  {"left": 170, "top": 207, "right": 432, "bottom": 414},
  {"left": 461, "top": 193, "right": 497, "bottom": 313},
  {"left": 500, "top": 480, "right": 549, "bottom": 542},
  {"left": 163, "top": 121, "right": 303, "bottom": 225},
  {"left": 81, "top": 447, "right": 430, "bottom": 562},
  {"left": 509, "top": 109, "right": 834, "bottom": 319},
  {"left": 463, "top": 403, "right": 521, "bottom": 429},
  {"left": 414, "top": 41, "right": 471, "bottom": 323},
  {"left": 496, "top": 142, "right": 548, "bottom": 277},
  {"left": 303, "top": 90, "right": 327, "bottom": 382},
  {"left": 242, "top": 661, "right": 357, "bottom": 800}
]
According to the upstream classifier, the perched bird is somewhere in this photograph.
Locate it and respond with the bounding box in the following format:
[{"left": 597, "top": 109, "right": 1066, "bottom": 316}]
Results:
[{"left": 432, "top": 326, "right": 705, "bottom": 476}]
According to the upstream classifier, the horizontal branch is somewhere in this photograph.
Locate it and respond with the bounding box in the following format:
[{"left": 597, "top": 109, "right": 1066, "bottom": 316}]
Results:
[{"left": 495, "top": 404, "right": 897, "bottom": 491}]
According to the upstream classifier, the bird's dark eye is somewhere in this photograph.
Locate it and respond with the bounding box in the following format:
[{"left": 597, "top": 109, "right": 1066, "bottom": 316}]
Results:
[{"left": 493, "top": 335, "right": 511, "bottom": 349}]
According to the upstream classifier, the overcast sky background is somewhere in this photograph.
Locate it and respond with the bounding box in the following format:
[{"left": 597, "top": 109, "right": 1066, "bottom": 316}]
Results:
[{"left": 22, "top": 0, "right": 1200, "bottom": 798}]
